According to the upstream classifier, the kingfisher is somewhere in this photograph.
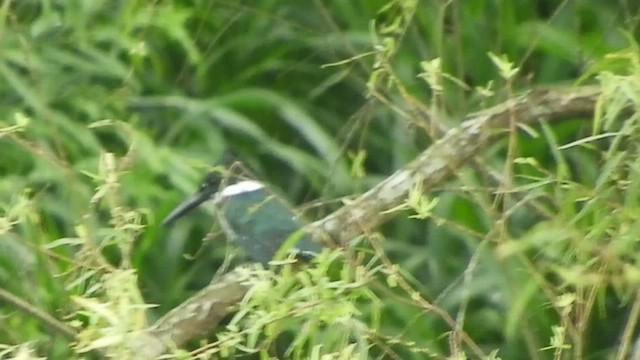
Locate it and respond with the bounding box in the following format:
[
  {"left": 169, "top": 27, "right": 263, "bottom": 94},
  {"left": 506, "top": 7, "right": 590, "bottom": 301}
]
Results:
[{"left": 161, "top": 160, "right": 322, "bottom": 265}]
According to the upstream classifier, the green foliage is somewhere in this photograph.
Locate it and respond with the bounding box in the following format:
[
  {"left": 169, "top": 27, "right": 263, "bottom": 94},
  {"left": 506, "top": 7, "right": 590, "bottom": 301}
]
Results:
[
  {"left": 214, "top": 251, "right": 379, "bottom": 359},
  {"left": 1, "top": 0, "right": 639, "bottom": 359}
]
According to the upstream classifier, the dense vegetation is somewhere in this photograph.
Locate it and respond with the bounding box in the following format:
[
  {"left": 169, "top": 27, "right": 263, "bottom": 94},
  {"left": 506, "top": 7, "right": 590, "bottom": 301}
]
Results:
[{"left": 1, "top": 0, "right": 639, "bottom": 359}]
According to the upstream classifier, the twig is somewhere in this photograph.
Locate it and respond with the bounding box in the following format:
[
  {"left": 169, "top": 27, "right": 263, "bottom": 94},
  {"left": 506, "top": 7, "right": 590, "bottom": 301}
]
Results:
[{"left": 0, "top": 287, "right": 76, "bottom": 339}]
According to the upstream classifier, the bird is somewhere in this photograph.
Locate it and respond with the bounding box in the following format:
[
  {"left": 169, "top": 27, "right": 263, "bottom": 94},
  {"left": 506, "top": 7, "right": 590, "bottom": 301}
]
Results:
[{"left": 161, "top": 159, "right": 322, "bottom": 266}]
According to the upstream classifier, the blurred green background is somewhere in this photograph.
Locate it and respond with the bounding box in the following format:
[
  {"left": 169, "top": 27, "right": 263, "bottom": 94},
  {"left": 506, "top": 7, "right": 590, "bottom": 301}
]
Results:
[{"left": 1, "top": 0, "right": 639, "bottom": 359}]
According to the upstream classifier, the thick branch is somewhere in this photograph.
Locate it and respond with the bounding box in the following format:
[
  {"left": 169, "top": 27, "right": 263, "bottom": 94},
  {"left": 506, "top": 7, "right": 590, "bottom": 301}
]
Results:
[
  {"left": 135, "top": 85, "right": 602, "bottom": 358},
  {"left": 131, "top": 268, "right": 251, "bottom": 358},
  {"left": 311, "top": 85, "right": 602, "bottom": 242}
]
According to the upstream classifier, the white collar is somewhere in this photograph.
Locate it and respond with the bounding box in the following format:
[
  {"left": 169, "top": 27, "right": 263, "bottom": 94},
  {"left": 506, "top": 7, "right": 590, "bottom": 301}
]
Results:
[{"left": 217, "top": 180, "right": 265, "bottom": 198}]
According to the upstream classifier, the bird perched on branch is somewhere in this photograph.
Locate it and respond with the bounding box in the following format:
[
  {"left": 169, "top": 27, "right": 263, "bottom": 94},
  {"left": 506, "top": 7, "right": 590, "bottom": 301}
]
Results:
[{"left": 161, "top": 157, "right": 322, "bottom": 265}]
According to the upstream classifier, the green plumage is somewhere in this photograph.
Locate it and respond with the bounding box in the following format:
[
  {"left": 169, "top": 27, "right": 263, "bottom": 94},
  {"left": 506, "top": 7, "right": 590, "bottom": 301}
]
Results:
[{"left": 217, "top": 188, "right": 321, "bottom": 265}]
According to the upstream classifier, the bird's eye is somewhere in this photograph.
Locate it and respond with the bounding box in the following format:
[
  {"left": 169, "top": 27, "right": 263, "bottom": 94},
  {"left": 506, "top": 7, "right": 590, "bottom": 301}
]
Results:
[{"left": 199, "top": 172, "right": 222, "bottom": 191}]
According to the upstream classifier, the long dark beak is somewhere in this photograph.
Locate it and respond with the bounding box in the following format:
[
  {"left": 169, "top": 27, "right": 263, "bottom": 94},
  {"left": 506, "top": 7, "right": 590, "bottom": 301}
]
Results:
[{"left": 161, "top": 190, "right": 212, "bottom": 226}]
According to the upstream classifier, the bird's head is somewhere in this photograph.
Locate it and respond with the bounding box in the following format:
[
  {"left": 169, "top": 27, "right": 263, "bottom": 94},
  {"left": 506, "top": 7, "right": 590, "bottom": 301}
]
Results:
[{"left": 161, "top": 156, "right": 264, "bottom": 226}]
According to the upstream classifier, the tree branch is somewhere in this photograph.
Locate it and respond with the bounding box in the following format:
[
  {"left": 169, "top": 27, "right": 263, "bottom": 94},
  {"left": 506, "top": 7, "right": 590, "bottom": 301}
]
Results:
[
  {"left": 134, "top": 84, "right": 602, "bottom": 358},
  {"left": 312, "top": 85, "right": 602, "bottom": 242},
  {"left": 131, "top": 268, "right": 251, "bottom": 358}
]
